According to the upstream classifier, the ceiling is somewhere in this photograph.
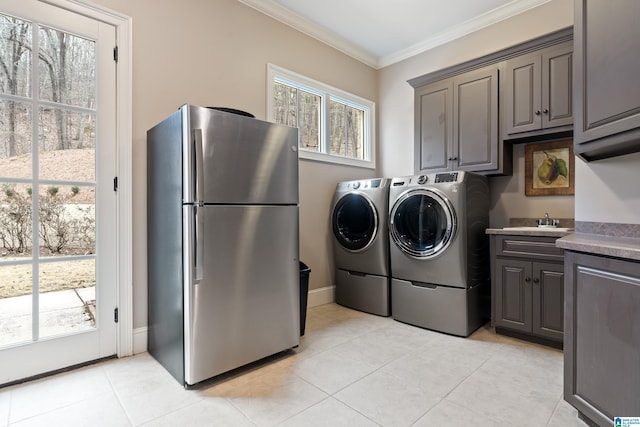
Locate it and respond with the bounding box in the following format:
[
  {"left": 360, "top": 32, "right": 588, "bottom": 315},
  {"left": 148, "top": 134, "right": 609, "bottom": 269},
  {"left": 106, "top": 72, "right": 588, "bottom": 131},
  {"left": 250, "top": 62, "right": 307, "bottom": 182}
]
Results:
[{"left": 238, "top": 0, "right": 552, "bottom": 69}]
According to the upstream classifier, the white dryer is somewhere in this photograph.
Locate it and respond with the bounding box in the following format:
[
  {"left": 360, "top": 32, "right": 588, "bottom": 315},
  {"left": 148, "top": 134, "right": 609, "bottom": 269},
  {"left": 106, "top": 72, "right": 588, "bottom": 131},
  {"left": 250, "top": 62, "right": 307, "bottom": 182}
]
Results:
[
  {"left": 331, "top": 178, "right": 390, "bottom": 316},
  {"left": 388, "top": 172, "right": 490, "bottom": 336}
]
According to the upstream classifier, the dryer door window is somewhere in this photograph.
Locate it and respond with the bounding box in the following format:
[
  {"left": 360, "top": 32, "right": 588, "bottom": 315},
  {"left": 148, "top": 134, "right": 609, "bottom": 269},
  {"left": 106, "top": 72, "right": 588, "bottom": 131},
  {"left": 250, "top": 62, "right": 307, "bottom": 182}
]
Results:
[
  {"left": 332, "top": 193, "right": 378, "bottom": 252},
  {"left": 390, "top": 188, "right": 456, "bottom": 259}
]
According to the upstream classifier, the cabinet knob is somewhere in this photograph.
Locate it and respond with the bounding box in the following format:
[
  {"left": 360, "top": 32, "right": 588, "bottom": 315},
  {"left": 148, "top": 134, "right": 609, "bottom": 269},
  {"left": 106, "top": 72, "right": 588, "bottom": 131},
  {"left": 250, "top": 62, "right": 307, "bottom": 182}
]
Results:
[
  {"left": 525, "top": 277, "right": 531, "bottom": 283},
  {"left": 535, "top": 110, "right": 541, "bottom": 115},
  {"left": 542, "top": 108, "right": 549, "bottom": 114},
  {"left": 533, "top": 277, "right": 540, "bottom": 284}
]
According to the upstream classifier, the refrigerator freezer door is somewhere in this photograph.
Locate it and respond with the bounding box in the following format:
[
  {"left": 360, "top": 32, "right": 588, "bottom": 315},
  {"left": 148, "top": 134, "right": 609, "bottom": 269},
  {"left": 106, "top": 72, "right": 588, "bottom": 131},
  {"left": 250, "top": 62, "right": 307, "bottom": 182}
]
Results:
[
  {"left": 185, "top": 105, "right": 299, "bottom": 205},
  {"left": 183, "top": 204, "right": 300, "bottom": 385}
]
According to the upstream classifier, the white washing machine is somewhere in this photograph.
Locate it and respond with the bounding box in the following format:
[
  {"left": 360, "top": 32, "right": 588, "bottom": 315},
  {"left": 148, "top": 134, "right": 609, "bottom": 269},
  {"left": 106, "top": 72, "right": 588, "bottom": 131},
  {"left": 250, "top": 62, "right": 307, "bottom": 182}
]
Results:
[
  {"left": 331, "top": 178, "right": 390, "bottom": 316},
  {"left": 388, "top": 172, "right": 490, "bottom": 336}
]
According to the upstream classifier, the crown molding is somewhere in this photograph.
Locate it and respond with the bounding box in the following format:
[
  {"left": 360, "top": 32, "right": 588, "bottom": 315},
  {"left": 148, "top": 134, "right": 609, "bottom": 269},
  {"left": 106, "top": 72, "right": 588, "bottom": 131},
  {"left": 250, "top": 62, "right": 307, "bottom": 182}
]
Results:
[
  {"left": 238, "top": 0, "right": 552, "bottom": 69},
  {"left": 237, "top": 0, "right": 378, "bottom": 68}
]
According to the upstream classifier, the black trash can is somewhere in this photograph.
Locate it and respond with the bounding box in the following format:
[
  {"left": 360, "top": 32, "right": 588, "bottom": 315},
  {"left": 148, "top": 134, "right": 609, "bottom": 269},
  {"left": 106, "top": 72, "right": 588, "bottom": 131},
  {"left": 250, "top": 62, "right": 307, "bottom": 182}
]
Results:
[{"left": 299, "top": 261, "right": 311, "bottom": 336}]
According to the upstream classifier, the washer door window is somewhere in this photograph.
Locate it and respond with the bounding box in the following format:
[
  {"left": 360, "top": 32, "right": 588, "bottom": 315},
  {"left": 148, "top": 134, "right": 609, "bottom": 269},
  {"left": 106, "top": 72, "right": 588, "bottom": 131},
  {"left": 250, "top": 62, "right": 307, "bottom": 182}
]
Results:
[
  {"left": 390, "top": 188, "right": 456, "bottom": 259},
  {"left": 332, "top": 193, "right": 378, "bottom": 252}
]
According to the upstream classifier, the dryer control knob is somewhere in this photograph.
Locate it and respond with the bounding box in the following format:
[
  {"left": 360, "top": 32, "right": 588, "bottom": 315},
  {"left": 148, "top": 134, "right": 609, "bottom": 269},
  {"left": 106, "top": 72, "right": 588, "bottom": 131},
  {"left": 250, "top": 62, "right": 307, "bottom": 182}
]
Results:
[
  {"left": 353, "top": 182, "right": 361, "bottom": 189},
  {"left": 417, "top": 175, "right": 428, "bottom": 185}
]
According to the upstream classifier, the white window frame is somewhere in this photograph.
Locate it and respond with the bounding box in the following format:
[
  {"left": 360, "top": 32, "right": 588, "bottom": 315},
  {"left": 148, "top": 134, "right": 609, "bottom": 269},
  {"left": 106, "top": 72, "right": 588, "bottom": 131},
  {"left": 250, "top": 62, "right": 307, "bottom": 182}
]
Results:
[{"left": 267, "top": 63, "right": 375, "bottom": 169}]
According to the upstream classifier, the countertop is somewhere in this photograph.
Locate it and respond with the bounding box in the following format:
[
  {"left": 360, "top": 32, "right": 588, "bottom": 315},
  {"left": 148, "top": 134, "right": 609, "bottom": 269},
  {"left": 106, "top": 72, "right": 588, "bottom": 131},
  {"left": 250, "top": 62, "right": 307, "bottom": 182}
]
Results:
[
  {"left": 556, "top": 233, "right": 640, "bottom": 262},
  {"left": 485, "top": 227, "right": 574, "bottom": 238},
  {"left": 486, "top": 220, "right": 640, "bottom": 261}
]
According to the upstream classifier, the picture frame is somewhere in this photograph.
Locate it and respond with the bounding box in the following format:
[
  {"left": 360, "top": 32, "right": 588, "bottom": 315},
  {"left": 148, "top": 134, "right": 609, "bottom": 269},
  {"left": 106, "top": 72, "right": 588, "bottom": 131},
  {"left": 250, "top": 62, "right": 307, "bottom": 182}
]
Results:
[{"left": 525, "top": 139, "right": 574, "bottom": 196}]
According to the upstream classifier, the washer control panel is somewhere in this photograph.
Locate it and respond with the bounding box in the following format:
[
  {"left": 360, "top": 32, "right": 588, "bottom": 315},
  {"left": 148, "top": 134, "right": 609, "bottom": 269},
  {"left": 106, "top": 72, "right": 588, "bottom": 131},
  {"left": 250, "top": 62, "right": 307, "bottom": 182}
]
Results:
[
  {"left": 434, "top": 172, "right": 459, "bottom": 183},
  {"left": 337, "top": 178, "right": 386, "bottom": 191}
]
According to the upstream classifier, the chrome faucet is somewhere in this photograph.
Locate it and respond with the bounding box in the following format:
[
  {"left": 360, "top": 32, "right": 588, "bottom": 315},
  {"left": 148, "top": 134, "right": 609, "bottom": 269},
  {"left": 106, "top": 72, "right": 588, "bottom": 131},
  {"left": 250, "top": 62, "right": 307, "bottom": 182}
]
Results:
[{"left": 537, "top": 213, "right": 559, "bottom": 227}]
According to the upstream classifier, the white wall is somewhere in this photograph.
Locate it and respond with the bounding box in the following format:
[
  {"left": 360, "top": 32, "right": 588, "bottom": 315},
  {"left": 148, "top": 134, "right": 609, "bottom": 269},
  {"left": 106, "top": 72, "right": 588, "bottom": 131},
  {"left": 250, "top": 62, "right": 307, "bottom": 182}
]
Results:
[
  {"left": 575, "top": 152, "right": 640, "bottom": 223},
  {"left": 91, "top": 0, "right": 378, "bottom": 328},
  {"left": 378, "top": 0, "right": 575, "bottom": 226}
]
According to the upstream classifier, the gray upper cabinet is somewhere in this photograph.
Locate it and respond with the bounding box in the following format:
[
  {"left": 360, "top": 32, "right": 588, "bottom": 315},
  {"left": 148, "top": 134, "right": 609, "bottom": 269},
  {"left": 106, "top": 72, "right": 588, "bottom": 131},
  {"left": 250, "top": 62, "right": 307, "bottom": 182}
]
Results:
[
  {"left": 574, "top": 0, "right": 640, "bottom": 160},
  {"left": 414, "top": 80, "right": 453, "bottom": 172},
  {"left": 409, "top": 27, "right": 573, "bottom": 176},
  {"left": 504, "top": 41, "right": 573, "bottom": 138},
  {"left": 414, "top": 64, "right": 500, "bottom": 174},
  {"left": 454, "top": 66, "right": 499, "bottom": 172}
]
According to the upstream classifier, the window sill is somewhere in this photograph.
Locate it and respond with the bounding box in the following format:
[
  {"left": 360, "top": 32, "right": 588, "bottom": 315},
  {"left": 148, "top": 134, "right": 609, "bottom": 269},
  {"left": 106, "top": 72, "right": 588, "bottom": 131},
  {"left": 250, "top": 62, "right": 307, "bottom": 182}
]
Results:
[{"left": 299, "top": 150, "right": 375, "bottom": 169}]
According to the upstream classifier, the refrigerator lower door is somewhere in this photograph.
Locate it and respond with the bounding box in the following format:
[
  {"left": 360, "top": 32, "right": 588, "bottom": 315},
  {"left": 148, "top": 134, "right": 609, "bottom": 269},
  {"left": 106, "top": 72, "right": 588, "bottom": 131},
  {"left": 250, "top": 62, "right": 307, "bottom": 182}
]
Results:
[{"left": 183, "top": 204, "right": 299, "bottom": 385}]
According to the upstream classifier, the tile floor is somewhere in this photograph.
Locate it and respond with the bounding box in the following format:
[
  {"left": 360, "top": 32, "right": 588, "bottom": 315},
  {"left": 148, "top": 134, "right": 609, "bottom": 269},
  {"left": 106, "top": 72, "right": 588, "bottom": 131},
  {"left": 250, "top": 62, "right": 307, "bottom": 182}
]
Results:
[{"left": 0, "top": 303, "right": 588, "bottom": 426}]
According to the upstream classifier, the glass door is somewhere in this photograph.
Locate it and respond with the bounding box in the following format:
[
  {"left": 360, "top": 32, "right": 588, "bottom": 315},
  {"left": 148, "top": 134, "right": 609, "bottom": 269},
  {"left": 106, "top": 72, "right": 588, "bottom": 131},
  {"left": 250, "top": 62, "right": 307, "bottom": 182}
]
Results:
[
  {"left": 389, "top": 189, "right": 456, "bottom": 259},
  {"left": 0, "top": 0, "right": 117, "bottom": 384},
  {"left": 332, "top": 193, "right": 378, "bottom": 252}
]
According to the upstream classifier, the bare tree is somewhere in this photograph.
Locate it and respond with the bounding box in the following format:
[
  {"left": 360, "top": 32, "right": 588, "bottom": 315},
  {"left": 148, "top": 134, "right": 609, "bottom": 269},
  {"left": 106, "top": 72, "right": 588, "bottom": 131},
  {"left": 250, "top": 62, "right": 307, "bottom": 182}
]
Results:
[
  {"left": 39, "top": 28, "right": 71, "bottom": 150},
  {"left": 0, "top": 16, "right": 30, "bottom": 157}
]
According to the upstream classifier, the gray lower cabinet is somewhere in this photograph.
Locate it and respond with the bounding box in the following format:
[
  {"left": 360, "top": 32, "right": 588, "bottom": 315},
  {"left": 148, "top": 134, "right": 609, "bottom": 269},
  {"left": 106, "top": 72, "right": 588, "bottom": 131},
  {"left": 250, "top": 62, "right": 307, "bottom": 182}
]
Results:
[
  {"left": 414, "top": 64, "right": 502, "bottom": 174},
  {"left": 504, "top": 41, "right": 573, "bottom": 138},
  {"left": 491, "top": 235, "right": 564, "bottom": 344},
  {"left": 574, "top": 0, "right": 640, "bottom": 160},
  {"left": 564, "top": 251, "right": 640, "bottom": 426}
]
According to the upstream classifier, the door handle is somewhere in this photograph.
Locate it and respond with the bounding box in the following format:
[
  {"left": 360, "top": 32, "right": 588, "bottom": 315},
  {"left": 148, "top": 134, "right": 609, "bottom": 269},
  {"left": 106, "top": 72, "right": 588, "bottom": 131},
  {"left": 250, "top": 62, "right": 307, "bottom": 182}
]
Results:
[
  {"left": 194, "top": 205, "right": 204, "bottom": 284},
  {"left": 193, "top": 129, "right": 205, "bottom": 203}
]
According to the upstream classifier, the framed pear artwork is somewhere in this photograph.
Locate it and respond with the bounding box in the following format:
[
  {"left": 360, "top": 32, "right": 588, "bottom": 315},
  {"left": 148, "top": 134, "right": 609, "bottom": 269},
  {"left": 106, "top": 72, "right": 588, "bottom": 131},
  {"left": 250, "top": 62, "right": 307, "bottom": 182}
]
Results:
[{"left": 525, "top": 139, "right": 575, "bottom": 196}]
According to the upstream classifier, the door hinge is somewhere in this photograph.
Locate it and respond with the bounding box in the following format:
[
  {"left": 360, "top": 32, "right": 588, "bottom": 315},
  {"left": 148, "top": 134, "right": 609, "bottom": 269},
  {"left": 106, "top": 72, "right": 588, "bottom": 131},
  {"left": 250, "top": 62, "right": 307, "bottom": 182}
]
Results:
[
  {"left": 113, "top": 176, "right": 118, "bottom": 192},
  {"left": 113, "top": 46, "right": 118, "bottom": 63},
  {"left": 114, "top": 307, "right": 119, "bottom": 323}
]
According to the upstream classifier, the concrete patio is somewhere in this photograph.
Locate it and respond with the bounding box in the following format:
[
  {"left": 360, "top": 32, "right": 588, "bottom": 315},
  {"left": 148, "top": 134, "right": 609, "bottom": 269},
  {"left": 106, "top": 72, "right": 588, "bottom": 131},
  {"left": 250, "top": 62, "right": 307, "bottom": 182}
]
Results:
[{"left": 0, "top": 287, "right": 95, "bottom": 347}]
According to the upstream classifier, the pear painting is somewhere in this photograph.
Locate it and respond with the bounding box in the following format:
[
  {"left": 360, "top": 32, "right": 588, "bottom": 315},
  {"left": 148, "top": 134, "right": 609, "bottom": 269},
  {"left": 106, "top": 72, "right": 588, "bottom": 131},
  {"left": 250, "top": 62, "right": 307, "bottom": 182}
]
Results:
[{"left": 532, "top": 148, "right": 570, "bottom": 189}]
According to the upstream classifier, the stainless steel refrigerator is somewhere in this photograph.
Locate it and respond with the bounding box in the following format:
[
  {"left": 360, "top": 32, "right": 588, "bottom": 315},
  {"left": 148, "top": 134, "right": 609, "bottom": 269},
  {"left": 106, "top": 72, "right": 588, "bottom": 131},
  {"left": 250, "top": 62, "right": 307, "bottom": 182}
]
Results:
[{"left": 147, "top": 104, "right": 300, "bottom": 386}]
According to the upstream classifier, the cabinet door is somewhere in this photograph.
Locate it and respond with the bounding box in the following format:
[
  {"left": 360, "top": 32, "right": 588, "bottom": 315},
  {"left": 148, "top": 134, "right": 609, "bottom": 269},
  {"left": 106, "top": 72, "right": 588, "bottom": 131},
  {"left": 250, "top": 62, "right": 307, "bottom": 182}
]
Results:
[
  {"left": 574, "top": 0, "right": 640, "bottom": 156},
  {"left": 494, "top": 258, "right": 531, "bottom": 333},
  {"left": 542, "top": 43, "right": 573, "bottom": 130},
  {"left": 531, "top": 262, "right": 564, "bottom": 341},
  {"left": 504, "top": 53, "right": 542, "bottom": 135},
  {"left": 453, "top": 65, "right": 499, "bottom": 171},
  {"left": 564, "top": 251, "right": 640, "bottom": 425},
  {"left": 414, "top": 80, "right": 453, "bottom": 172}
]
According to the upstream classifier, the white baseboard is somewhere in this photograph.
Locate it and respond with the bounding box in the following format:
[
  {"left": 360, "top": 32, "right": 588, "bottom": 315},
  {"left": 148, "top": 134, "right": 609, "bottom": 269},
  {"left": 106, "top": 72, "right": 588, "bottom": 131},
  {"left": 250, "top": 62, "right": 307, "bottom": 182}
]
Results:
[
  {"left": 130, "top": 286, "right": 335, "bottom": 355},
  {"left": 307, "top": 285, "right": 335, "bottom": 308},
  {"left": 132, "top": 327, "right": 148, "bottom": 354}
]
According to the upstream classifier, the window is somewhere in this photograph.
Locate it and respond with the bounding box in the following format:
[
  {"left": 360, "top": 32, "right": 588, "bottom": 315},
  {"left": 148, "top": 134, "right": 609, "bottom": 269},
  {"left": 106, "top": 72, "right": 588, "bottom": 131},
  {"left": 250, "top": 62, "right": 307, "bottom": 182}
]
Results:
[{"left": 267, "top": 64, "right": 375, "bottom": 168}]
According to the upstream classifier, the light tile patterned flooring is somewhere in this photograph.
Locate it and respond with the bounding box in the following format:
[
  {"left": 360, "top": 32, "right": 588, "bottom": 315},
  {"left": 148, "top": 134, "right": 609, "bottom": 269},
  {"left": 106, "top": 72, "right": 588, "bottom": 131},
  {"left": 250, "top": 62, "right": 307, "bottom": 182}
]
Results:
[{"left": 0, "top": 303, "right": 588, "bottom": 426}]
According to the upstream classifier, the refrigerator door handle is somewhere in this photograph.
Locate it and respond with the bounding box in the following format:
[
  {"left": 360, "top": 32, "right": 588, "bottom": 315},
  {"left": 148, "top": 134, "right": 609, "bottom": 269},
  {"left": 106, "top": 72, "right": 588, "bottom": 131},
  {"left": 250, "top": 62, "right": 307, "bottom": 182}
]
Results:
[
  {"left": 194, "top": 205, "right": 204, "bottom": 284},
  {"left": 193, "top": 129, "right": 205, "bottom": 203}
]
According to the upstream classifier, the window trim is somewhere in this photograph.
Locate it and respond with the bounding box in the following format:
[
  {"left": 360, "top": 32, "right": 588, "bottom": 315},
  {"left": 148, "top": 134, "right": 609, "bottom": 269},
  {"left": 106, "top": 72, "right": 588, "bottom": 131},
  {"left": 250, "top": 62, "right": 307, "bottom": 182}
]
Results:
[{"left": 267, "top": 63, "right": 375, "bottom": 169}]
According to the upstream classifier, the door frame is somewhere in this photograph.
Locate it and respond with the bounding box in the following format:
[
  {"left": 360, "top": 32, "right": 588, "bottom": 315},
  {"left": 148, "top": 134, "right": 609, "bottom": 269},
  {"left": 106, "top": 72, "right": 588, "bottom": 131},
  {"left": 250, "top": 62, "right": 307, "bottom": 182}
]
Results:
[{"left": 40, "top": 0, "right": 133, "bottom": 357}]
